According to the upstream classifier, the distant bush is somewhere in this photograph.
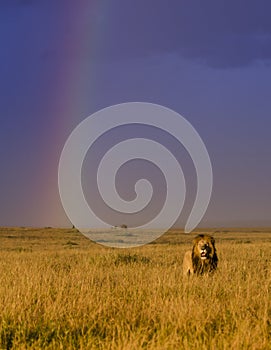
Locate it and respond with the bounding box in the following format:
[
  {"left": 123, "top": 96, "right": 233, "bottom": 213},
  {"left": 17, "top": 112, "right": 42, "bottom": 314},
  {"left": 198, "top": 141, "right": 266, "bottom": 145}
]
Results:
[{"left": 114, "top": 253, "right": 151, "bottom": 266}]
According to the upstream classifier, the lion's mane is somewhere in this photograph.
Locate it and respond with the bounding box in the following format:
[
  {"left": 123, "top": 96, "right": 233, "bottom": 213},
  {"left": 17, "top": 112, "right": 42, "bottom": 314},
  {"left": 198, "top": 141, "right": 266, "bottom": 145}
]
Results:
[{"left": 183, "top": 234, "right": 218, "bottom": 276}]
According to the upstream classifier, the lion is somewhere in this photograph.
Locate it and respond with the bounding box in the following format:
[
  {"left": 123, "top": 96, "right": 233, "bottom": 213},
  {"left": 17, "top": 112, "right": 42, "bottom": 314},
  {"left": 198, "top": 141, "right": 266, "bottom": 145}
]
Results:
[{"left": 183, "top": 234, "right": 218, "bottom": 276}]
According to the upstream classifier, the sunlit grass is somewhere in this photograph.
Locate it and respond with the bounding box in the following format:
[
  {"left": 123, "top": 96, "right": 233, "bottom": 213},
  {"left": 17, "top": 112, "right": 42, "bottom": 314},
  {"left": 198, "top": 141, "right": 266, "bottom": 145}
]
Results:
[{"left": 0, "top": 227, "right": 271, "bottom": 349}]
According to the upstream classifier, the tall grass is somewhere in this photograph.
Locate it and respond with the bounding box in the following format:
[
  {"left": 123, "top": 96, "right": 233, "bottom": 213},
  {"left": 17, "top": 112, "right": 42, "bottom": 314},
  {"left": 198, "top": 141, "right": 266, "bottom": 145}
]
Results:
[{"left": 0, "top": 228, "right": 271, "bottom": 349}]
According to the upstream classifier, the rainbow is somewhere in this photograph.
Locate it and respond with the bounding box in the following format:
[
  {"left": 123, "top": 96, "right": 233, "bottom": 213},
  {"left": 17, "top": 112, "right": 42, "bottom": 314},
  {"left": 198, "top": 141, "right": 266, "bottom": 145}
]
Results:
[{"left": 44, "top": 2, "right": 111, "bottom": 227}]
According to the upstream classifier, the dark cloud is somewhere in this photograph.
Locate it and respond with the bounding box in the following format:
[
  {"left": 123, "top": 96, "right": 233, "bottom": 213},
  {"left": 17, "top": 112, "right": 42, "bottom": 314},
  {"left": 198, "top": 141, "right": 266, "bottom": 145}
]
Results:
[
  {"left": 0, "top": 0, "right": 34, "bottom": 8},
  {"left": 93, "top": 0, "right": 271, "bottom": 68},
  {"left": 17, "top": 0, "right": 34, "bottom": 6},
  {"left": 1, "top": 0, "right": 271, "bottom": 69}
]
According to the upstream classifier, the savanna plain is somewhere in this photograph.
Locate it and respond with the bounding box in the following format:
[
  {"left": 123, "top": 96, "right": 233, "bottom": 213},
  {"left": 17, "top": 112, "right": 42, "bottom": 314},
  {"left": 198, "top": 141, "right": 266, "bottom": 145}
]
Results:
[{"left": 1, "top": 227, "right": 271, "bottom": 349}]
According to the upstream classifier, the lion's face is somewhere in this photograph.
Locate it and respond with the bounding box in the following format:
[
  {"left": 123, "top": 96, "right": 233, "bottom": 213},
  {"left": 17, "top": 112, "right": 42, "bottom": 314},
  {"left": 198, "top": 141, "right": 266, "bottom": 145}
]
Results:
[
  {"left": 183, "top": 234, "right": 218, "bottom": 276},
  {"left": 189, "top": 234, "right": 218, "bottom": 275},
  {"left": 194, "top": 236, "right": 214, "bottom": 260}
]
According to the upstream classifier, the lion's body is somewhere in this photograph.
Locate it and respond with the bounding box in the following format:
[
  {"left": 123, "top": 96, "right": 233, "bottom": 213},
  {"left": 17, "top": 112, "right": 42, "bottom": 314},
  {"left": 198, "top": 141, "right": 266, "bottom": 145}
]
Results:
[{"left": 183, "top": 234, "right": 218, "bottom": 276}]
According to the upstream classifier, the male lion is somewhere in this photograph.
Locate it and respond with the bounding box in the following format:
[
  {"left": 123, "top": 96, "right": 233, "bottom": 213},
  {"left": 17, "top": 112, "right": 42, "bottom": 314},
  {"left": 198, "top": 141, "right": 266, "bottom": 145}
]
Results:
[{"left": 183, "top": 234, "right": 218, "bottom": 276}]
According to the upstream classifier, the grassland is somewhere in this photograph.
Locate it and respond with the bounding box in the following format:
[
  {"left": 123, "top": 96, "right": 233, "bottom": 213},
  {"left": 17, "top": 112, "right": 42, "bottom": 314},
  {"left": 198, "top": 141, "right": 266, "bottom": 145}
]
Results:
[{"left": 1, "top": 227, "right": 271, "bottom": 349}]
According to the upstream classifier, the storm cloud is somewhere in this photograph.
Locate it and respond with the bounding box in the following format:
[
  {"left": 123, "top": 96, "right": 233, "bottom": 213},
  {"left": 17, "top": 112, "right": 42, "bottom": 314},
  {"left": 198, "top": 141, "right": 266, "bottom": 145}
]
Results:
[
  {"left": 1, "top": 0, "right": 271, "bottom": 69},
  {"left": 97, "top": 0, "right": 271, "bottom": 68}
]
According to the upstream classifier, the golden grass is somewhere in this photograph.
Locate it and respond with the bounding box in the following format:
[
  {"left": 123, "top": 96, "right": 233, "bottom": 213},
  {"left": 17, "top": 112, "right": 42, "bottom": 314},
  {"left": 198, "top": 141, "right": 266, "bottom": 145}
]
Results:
[{"left": 1, "top": 227, "right": 271, "bottom": 349}]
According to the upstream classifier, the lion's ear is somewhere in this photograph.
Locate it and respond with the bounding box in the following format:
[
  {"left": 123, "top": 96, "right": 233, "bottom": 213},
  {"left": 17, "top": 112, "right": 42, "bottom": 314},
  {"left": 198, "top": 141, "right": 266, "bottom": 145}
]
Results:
[
  {"left": 193, "top": 234, "right": 203, "bottom": 244},
  {"left": 192, "top": 237, "right": 199, "bottom": 246}
]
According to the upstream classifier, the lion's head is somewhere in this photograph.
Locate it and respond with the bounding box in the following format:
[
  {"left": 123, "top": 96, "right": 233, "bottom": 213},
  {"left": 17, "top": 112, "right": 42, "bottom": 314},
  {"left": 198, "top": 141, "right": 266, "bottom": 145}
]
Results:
[{"left": 191, "top": 234, "right": 218, "bottom": 275}]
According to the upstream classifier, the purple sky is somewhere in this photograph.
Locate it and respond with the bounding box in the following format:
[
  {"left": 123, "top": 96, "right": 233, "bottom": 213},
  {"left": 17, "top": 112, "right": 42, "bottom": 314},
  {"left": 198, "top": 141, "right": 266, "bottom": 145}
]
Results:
[{"left": 1, "top": 0, "right": 271, "bottom": 228}]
